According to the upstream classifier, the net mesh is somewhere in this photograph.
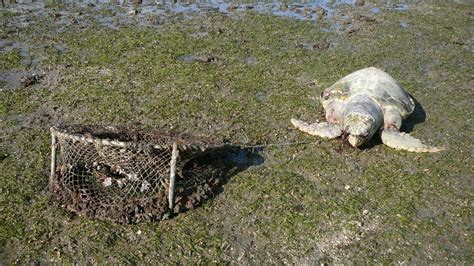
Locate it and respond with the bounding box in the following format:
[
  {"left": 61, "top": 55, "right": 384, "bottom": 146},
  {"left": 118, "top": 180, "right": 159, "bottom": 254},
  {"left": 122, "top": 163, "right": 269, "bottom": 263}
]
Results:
[{"left": 49, "top": 125, "right": 225, "bottom": 223}]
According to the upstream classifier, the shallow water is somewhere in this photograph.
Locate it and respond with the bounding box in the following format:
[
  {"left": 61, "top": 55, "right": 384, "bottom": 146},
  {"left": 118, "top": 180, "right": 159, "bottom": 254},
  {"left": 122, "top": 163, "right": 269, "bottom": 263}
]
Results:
[{"left": 2, "top": 0, "right": 468, "bottom": 22}]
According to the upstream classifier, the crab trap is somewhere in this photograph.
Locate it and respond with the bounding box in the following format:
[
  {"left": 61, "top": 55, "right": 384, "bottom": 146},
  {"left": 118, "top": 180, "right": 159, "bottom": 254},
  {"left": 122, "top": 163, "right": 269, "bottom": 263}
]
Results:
[{"left": 49, "top": 125, "right": 229, "bottom": 223}]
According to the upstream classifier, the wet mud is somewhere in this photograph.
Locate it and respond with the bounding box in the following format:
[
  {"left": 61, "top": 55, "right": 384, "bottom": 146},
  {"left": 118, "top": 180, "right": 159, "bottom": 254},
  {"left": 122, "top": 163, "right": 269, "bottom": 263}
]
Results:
[{"left": 0, "top": 0, "right": 472, "bottom": 264}]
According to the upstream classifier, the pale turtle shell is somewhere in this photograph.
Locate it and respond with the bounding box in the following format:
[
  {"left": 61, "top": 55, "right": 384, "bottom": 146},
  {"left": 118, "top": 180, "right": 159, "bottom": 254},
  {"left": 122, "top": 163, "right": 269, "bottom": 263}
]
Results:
[{"left": 322, "top": 67, "right": 415, "bottom": 118}]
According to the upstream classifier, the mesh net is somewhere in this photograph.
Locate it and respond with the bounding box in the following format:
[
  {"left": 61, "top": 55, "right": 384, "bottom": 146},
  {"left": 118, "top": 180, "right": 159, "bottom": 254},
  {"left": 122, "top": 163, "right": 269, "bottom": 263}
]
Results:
[{"left": 49, "top": 125, "right": 225, "bottom": 223}]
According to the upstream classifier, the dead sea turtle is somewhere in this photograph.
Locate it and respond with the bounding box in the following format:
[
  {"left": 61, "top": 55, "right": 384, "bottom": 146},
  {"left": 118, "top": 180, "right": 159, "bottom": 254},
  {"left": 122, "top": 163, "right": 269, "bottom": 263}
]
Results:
[{"left": 291, "top": 67, "right": 444, "bottom": 152}]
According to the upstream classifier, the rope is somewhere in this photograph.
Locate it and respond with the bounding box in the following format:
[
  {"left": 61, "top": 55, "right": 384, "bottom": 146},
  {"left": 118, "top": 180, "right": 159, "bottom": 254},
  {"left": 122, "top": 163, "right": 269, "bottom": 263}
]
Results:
[{"left": 235, "top": 140, "right": 320, "bottom": 149}]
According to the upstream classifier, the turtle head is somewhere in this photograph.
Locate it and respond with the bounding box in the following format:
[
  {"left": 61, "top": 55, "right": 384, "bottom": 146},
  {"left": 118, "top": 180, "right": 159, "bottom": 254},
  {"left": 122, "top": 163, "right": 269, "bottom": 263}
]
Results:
[
  {"left": 343, "top": 112, "right": 377, "bottom": 148},
  {"left": 342, "top": 95, "right": 383, "bottom": 148}
]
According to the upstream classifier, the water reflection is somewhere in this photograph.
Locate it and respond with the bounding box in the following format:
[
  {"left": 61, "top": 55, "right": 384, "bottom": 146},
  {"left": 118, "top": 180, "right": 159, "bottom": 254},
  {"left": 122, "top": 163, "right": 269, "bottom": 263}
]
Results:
[{"left": 1, "top": 0, "right": 469, "bottom": 22}]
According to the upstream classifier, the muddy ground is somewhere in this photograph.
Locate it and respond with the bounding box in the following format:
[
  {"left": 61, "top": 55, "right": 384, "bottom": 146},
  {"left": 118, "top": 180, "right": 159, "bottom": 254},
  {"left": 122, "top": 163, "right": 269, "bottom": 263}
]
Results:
[{"left": 0, "top": 0, "right": 472, "bottom": 263}]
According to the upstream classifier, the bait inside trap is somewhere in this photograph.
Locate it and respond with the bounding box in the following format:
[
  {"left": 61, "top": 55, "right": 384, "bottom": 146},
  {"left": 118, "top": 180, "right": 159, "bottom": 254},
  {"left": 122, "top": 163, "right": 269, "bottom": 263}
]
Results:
[{"left": 49, "top": 125, "right": 233, "bottom": 223}]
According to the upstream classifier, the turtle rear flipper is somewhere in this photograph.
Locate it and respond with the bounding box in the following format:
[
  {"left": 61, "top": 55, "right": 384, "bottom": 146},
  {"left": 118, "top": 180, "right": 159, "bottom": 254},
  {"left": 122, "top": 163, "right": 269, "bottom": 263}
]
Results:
[
  {"left": 381, "top": 129, "right": 445, "bottom": 153},
  {"left": 291, "top": 118, "right": 342, "bottom": 139}
]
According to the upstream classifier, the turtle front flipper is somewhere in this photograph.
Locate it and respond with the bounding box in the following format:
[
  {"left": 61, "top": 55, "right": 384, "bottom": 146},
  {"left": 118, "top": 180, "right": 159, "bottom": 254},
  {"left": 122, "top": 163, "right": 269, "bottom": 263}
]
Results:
[
  {"left": 381, "top": 129, "right": 444, "bottom": 153},
  {"left": 291, "top": 118, "right": 342, "bottom": 139}
]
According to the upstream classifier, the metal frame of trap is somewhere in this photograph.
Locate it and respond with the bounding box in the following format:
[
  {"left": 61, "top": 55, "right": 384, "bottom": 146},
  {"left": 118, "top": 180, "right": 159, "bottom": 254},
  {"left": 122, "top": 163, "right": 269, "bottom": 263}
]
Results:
[{"left": 49, "top": 126, "right": 182, "bottom": 217}]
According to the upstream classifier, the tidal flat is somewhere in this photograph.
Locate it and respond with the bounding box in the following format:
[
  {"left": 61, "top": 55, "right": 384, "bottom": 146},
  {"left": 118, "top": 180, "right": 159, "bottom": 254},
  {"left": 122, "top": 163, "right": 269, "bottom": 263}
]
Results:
[{"left": 0, "top": 0, "right": 472, "bottom": 263}]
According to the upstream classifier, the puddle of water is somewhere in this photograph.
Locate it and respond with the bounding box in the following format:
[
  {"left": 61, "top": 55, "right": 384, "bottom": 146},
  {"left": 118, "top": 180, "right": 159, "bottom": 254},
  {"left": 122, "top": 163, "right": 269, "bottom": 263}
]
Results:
[
  {"left": 1, "top": 0, "right": 467, "bottom": 47},
  {"left": 227, "top": 147, "right": 265, "bottom": 168}
]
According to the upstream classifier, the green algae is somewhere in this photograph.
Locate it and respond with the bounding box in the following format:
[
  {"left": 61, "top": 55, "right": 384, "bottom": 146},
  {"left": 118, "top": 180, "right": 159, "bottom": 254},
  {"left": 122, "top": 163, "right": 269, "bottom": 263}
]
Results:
[{"left": 0, "top": 2, "right": 473, "bottom": 264}]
